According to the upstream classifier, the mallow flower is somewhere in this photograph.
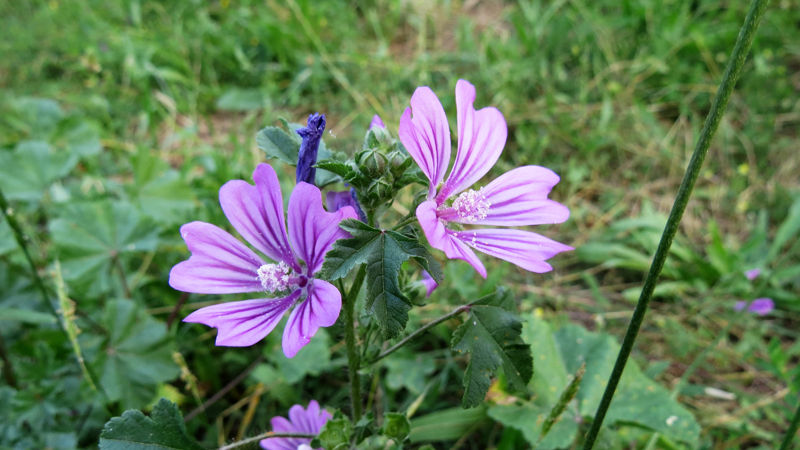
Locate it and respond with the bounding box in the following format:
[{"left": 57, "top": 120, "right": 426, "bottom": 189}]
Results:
[
  {"left": 734, "top": 298, "right": 774, "bottom": 316},
  {"left": 169, "top": 163, "right": 357, "bottom": 357},
  {"left": 399, "top": 79, "right": 572, "bottom": 277},
  {"left": 260, "top": 400, "right": 331, "bottom": 450}
]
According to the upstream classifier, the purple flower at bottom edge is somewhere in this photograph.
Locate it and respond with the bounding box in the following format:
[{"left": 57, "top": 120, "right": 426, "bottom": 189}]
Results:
[
  {"left": 745, "top": 268, "right": 761, "bottom": 280},
  {"left": 734, "top": 298, "right": 774, "bottom": 316},
  {"left": 326, "top": 188, "right": 367, "bottom": 222},
  {"left": 261, "top": 400, "right": 331, "bottom": 450},
  {"left": 169, "top": 163, "right": 357, "bottom": 357},
  {"left": 369, "top": 114, "right": 385, "bottom": 130},
  {"left": 400, "top": 79, "right": 572, "bottom": 278}
]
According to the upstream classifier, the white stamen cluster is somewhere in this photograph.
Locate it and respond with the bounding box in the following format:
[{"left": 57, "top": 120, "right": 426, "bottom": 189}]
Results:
[
  {"left": 451, "top": 188, "right": 491, "bottom": 223},
  {"left": 256, "top": 261, "right": 293, "bottom": 293}
]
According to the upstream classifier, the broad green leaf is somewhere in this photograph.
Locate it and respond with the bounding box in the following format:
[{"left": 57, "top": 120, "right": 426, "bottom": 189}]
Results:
[
  {"left": 0, "top": 140, "right": 78, "bottom": 201},
  {"left": 451, "top": 289, "right": 532, "bottom": 408},
  {"left": 256, "top": 126, "right": 300, "bottom": 165},
  {"left": 99, "top": 398, "right": 204, "bottom": 450},
  {"left": 62, "top": 121, "right": 102, "bottom": 157},
  {"left": 86, "top": 300, "right": 180, "bottom": 409},
  {"left": 315, "top": 159, "right": 354, "bottom": 178},
  {"left": 0, "top": 219, "right": 16, "bottom": 256},
  {"left": 320, "top": 219, "right": 443, "bottom": 339},
  {"left": 137, "top": 170, "right": 197, "bottom": 225},
  {"left": 269, "top": 329, "right": 332, "bottom": 383},
  {"left": 384, "top": 353, "right": 436, "bottom": 394},
  {"left": 0, "top": 307, "right": 56, "bottom": 324},
  {"left": 489, "top": 316, "right": 700, "bottom": 447},
  {"left": 49, "top": 201, "right": 159, "bottom": 296},
  {"left": 409, "top": 405, "right": 487, "bottom": 443}
]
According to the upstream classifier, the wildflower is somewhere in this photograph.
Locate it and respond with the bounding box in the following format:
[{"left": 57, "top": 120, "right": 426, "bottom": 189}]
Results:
[
  {"left": 369, "top": 114, "right": 386, "bottom": 129},
  {"left": 326, "top": 188, "right": 367, "bottom": 222},
  {"left": 169, "top": 164, "right": 357, "bottom": 357},
  {"left": 744, "top": 268, "right": 760, "bottom": 280},
  {"left": 296, "top": 113, "right": 326, "bottom": 185},
  {"left": 734, "top": 298, "right": 774, "bottom": 316},
  {"left": 399, "top": 79, "right": 571, "bottom": 277},
  {"left": 260, "top": 400, "right": 331, "bottom": 450},
  {"left": 420, "top": 270, "right": 438, "bottom": 297}
]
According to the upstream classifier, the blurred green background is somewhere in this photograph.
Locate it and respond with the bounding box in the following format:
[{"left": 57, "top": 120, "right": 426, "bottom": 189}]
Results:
[{"left": 1, "top": 0, "right": 799, "bottom": 448}]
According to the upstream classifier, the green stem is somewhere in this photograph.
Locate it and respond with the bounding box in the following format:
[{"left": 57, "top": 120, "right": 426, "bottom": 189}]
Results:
[
  {"left": 366, "top": 304, "right": 471, "bottom": 366},
  {"left": 218, "top": 432, "right": 317, "bottom": 450},
  {"left": 780, "top": 398, "right": 800, "bottom": 450},
  {"left": 0, "top": 188, "right": 57, "bottom": 317},
  {"left": 343, "top": 265, "right": 367, "bottom": 421},
  {"left": 580, "top": 1, "right": 770, "bottom": 448}
]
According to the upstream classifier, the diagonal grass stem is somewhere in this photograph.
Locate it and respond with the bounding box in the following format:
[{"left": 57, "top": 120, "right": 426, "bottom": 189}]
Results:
[
  {"left": 580, "top": 0, "right": 770, "bottom": 448},
  {"left": 780, "top": 399, "right": 800, "bottom": 450}
]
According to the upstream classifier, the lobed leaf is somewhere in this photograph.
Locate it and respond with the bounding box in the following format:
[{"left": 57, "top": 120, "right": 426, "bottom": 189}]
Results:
[
  {"left": 256, "top": 125, "right": 300, "bottom": 165},
  {"left": 451, "top": 288, "right": 532, "bottom": 408},
  {"left": 99, "top": 398, "right": 205, "bottom": 450}
]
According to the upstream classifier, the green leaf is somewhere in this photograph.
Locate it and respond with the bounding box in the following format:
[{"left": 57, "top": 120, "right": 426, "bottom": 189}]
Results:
[
  {"left": 62, "top": 121, "right": 102, "bottom": 157},
  {"left": 768, "top": 195, "right": 800, "bottom": 261},
  {"left": 384, "top": 353, "right": 436, "bottom": 395},
  {"left": 49, "top": 201, "right": 160, "bottom": 296},
  {"left": 216, "top": 88, "right": 268, "bottom": 111},
  {"left": 451, "top": 288, "right": 532, "bottom": 408},
  {"left": 409, "top": 405, "right": 487, "bottom": 443},
  {"left": 269, "top": 329, "right": 332, "bottom": 383},
  {"left": 0, "top": 307, "right": 56, "bottom": 324},
  {"left": 488, "top": 316, "right": 700, "bottom": 447},
  {"left": 256, "top": 126, "right": 300, "bottom": 165},
  {"left": 0, "top": 219, "right": 16, "bottom": 256},
  {"left": 315, "top": 159, "right": 354, "bottom": 178},
  {"left": 320, "top": 219, "right": 443, "bottom": 339},
  {"left": 99, "top": 398, "right": 204, "bottom": 450},
  {"left": 86, "top": 299, "right": 180, "bottom": 409},
  {"left": 0, "top": 140, "right": 77, "bottom": 201},
  {"left": 136, "top": 170, "right": 197, "bottom": 225}
]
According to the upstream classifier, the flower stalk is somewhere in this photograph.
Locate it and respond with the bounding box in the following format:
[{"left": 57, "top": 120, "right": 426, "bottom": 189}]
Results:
[
  {"left": 343, "top": 264, "right": 367, "bottom": 421},
  {"left": 580, "top": 0, "right": 770, "bottom": 448}
]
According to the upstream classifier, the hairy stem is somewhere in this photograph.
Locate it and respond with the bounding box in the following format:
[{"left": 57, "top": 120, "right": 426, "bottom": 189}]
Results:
[
  {"left": 218, "top": 432, "right": 316, "bottom": 450},
  {"left": 367, "top": 304, "right": 471, "bottom": 366},
  {"left": 0, "top": 188, "right": 57, "bottom": 317},
  {"left": 343, "top": 265, "right": 367, "bottom": 421},
  {"left": 580, "top": 1, "right": 770, "bottom": 448}
]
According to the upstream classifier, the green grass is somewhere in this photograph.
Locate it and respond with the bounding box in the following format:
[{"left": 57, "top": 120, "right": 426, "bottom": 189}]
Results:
[{"left": 1, "top": 0, "right": 799, "bottom": 449}]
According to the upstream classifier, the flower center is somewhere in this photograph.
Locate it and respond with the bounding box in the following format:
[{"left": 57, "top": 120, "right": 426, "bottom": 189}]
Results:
[
  {"left": 256, "top": 261, "right": 297, "bottom": 293},
  {"left": 450, "top": 188, "right": 491, "bottom": 223}
]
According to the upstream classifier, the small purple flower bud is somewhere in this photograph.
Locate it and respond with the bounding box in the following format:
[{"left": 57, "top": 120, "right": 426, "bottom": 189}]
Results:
[
  {"left": 369, "top": 114, "right": 385, "bottom": 130},
  {"left": 296, "top": 113, "right": 326, "bottom": 185},
  {"left": 420, "top": 270, "right": 438, "bottom": 298},
  {"left": 326, "top": 188, "right": 367, "bottom": 222},
  {"left": 734, "top": 298, "right": 774, "bottom": 316},
  {"left": 744, "top": 268, "right": 760, "bottom": 280}
]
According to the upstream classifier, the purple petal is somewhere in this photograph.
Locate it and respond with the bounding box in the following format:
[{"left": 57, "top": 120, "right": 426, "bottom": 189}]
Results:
[
  {"left": 416, "top": 201, "right": 486, "bottom": 278},
  {"left": 437, "top": 80, "right": 507, "bottom": 203},
  {"left": 262, "top": 401, "right": 331, "bottom": 450},
  {"left": 734, "top": 298, "right": 774, "bottom": 316},
  {"left": 169, "top": 222, "right": 265, "bottom": 294},
  {"left": 474, "top": 166, "right": 569, "bottom": 226},
  {"left": 220, "top": 164, "right": 296, "bottom": 268},
  {"left": 744, "top": 268, "right": 761, "bottom": 280},
  {"left": 282, "top": 280, "right": 341, "bottom": 358},
  {"left": 421, "top": 271, "right": 438, "bottom": 297},
  {"left": 399, "top": 87, "right": 451, "bottom": 199},
  {"left": 454, "top": 228, "right": 573, "bottom": 273},
  {"left": 369, "top": 114, "right": 386, "bottom": 129},
  {"left": 288, "top": 183, "right": 357, "bottom": 274},
  {"left": 183, "top": 291, "right": 299, "bottom": 347}
]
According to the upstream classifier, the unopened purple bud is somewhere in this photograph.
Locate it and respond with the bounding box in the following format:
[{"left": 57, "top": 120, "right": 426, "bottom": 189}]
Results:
[
  {"left": 326, "top": 188, "right": 367, "bottom": 222},
  {"left": 369, "top": 114, "right": 385, "bottom": 130},
  {"left": 734, "top": 298, "right": 774, "bottom": 316},
  {"left": 744, "top": 268, "right": 760, "bottom": 280},
  {"left": 420, "top": 270, "right": 438, "bottom": 298},
  {"left": 296, "top": 113, "right": 326, "bottom": 185}
]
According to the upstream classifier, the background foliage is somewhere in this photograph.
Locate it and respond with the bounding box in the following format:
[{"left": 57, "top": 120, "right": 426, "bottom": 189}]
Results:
[{"left": 1, "top": 0, "right": 798, "bottom": 448}]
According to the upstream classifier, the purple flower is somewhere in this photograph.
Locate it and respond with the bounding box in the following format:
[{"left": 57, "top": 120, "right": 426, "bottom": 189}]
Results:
[
  {"left": 260, "top": 400, "right": 331, "bottom": 450},
  {"left": 399, "top": 79, "right": 572, "bottom": 277},
  {"left": 745, "top": 268, "right": 761, "bottom": 280},
  {"left": 170, "top": 164, "right": 357, "bottom": 357},
  {"left": 296, "top": 113, "right": 326, "bottom": 185},
  {"left": 734, "top": 298, "right": 774, "bottom": 316},
  {"left": 369, "top": 114, "right": 385, "bottom": 129},
  {"left": 326, "top": 188, "right": 367, "bottom": 222},
  {"left": 420, "top": 270, "right": 438, "bottom": 297}
]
